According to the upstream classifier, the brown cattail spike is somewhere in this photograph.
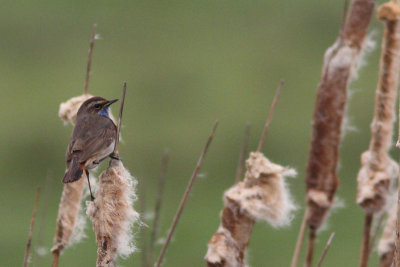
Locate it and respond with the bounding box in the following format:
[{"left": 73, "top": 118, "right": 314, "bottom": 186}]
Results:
[
  {"left": 356, "top": 2, "right": 400, "bottom": 267},
  {"left": 304, "top": 0, "right": 376, "bottom": 265}
]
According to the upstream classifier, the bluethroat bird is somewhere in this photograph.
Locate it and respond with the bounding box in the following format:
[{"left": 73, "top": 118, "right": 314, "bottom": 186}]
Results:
[{"left": 63, "top": 96, "right": 118, "bottom": 200}]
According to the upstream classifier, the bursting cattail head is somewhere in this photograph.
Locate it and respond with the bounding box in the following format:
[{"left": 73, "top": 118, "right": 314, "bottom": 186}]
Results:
[
  {"left": 225, "top": 152, "right": 296, "bottom": 227},
  {"left": 356, "top": 152, "right": 398, "bottom": 214},
  {"left": 87, "top": 159, "right": 139, "bottom": 266}
]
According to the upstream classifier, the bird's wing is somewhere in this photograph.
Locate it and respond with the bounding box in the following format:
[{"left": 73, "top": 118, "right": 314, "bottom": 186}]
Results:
[
  {"left": 66, "top": 115, "right": 116, "bottom": 164},
  {"left": 78, "top": 125, "right": 116, "bottom": 163}
]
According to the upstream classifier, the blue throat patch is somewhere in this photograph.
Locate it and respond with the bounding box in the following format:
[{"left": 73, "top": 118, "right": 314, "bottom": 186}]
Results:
[{"left": 98, "top": 106, "right": 110, "bottom": 117}]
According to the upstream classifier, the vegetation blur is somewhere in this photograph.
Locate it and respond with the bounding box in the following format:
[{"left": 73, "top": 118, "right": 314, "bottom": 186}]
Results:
[{"left": 0, "top": 1, "right": 388, "bottom": 266}]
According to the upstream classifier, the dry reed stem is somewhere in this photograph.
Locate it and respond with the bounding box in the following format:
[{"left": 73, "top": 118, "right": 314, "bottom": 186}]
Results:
[
  {"left": 360, "top": 213, "right": 373, "bottom": 267},
  {"left": 140, "top": 178, "right": 148, "bottom": 267},
  {"left": 305, "top": 229, "right": 316, "bottom": 267},
  {"left": 84, "top": 24, "right": 97, "bottom": 95},
  {"left": 32, "top": 173, "right": 53, "bottom": 267},
  {"left": 205, "top": 152, "right": 297, "bottom": 267},
  {"left": 235, "top": 124, "right": 251, "bottom": 184},
  {"left": 379, "top": 195, "right": 397, "bottom": 267},
  {"left": 148, "top": 150, "right": 169, "bottom": 265},
  {"left": 23, "top": 187, "right": 40, "bottom": 267},
  {"left": 155, "top": 121, "right": 218, "bottom": 267},
  {"left": 316, "top": 232, "right": 335, "bottom": 267},
  {"left": 113, "top": 82, "right": 126, "bottom": 156},
  {"left": 256, "top": 80, "right": 283, "bottom": 153},
  {"left": 290, "top": 208, "right": 309, "bottom": 267},
  {"left": 59, "top": 25, "right": 97, "bottom": 124},
  {"left": 52, "top": 177, "right": 86, "bottom": 267},
  {"left": 304, "top": 0, "right": 376, "bottom": 264},
  {"left": 370, "top": 214, "right": 386, "bottom": 255}
]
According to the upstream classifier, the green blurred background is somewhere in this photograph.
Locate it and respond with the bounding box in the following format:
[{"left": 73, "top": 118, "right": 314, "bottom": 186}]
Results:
[{"left": 0, "top": 0, "right": 391, "bottom": 266}]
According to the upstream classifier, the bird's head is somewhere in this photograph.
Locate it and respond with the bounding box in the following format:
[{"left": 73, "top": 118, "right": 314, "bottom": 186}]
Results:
[{"left": 78, "top": 96, "right": 118, "bottom": 117}]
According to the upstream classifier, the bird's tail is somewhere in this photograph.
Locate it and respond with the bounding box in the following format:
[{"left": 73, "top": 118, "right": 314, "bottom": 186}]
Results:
[{"left": 63, "top": 159, "right": 84, "bottom": 183}]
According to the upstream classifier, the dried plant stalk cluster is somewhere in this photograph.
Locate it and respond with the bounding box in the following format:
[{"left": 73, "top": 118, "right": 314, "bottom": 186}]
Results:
[
  {"left": 306, "top": 0, "right": 376, "bottom": 230},
  {"left": 357, "top": 1, "right": 400, "bottom": 214},
  {"left": 205, "top": 152, "right": 296, "bottom": 266},
  {"left": 379, "top": 195, "right": 397, "bottom": 267},
  {"left": 87, "top": 159, "right": 139, "bottom": 267}
]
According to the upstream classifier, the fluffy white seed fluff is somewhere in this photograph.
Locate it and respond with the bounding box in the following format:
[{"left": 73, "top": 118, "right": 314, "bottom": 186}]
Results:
[
  {"left": 87, "top": 160, "right": 139, "bottom": 266},
  {"left": 225, "top": 152, "right": 296, "bottom": 228}
]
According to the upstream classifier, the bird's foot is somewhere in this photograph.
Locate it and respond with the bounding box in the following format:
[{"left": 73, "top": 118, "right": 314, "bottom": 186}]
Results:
[
  {"left": 90, "top": 195, "right": 95, "bottom": 201},
  {"left": 110, "top": 153, "right": 121, "bottom": 161}
]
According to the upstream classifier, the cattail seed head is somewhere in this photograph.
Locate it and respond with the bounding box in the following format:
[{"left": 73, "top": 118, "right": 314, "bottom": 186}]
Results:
[
  {"left": 87, "top": 160, "right": 139, "bottom": 266},
  {"left": 205, "top": 152, "right": 296, "bottom": 266},
  {"left": 52, "top": 177, "right": 86, "bottom": 253},
  {"left": 356, "top": 152, "right": 398, "bottom": 213},
  {"left": 226, "top": 152, "right": 296, "bottom": 227}
]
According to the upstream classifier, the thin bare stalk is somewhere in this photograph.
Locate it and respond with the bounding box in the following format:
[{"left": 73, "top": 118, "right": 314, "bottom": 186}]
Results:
[
  {"left": 235, "top": 123, "right": 251, "bottom": 183},
  {"left": 256, "top": 80, "right": 283, "bottom": 153},
  {"left": 397, "top": 173, "right": 400, "bottom": 266},
  {"left": 114, "top": 81, "right": 127, "bottom": 155},
  {"left": 370, "top": 214, "right": 385, "bottom": 255},
  {"left": 32, "top": 173, "right": 53, "bottom": 267},
  {"left": 148, "top": 150, "right": 169, "bottom": 265},
  {"left": 360, "top": 213, "right": 373, "bottom": 267},
  {"left": 140, "top": 177, "right": 148, "bottom": 267},
  {"left": 305, "top": 228, "right": 317, "bottom": 267},
  {"left": 339, "top": 0, "right": 350, "bottom": 39},
  {"left": 84, "top": 24, "right": 97, "bottom": 95},
  {"left": 51, "top": 252, "right": 60, "bottom": 267},
  {"left": 23, "top": 187, "right": 40, "bottom": 267},
  {"left": 291, "top": 208, "right": 309, "bottom": 267},
  {"left": 155, "top": 121, "right": 219, "bottom": 267},
  {"left": 316, "top": 232, "right": 335, "bottom": 267}
]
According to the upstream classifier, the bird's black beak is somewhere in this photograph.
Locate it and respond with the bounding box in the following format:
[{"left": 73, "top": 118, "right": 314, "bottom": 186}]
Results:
[{"left": 105, "top": 99, "right": 118, "bottom": 107}]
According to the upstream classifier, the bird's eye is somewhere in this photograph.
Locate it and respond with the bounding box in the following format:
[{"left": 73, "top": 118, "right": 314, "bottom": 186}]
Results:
[{"left": 94, "top": 104, "right": 102, "bottom": 109}]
